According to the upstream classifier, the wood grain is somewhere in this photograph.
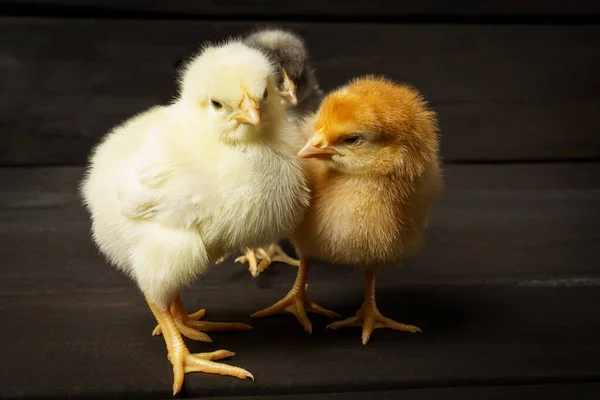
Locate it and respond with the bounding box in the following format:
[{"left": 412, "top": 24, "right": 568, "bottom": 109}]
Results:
[
  {"left": 207, "top": 384, "right": 600, "bottom": 400},
  {"left": 1, "top": 18, "right": 599, "bottom": 165},
  {"left": 0, "top": 164, "right": 599, "bottom": 398},
  {"left": 2, "top": 164, "right": 599, "bottom": 287},
  {"left": 3, "top": 0, "right": 600, "bottom": 18}
]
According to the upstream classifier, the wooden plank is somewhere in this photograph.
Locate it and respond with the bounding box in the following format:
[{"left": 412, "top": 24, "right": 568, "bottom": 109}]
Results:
[
  {"left": 3, "top": 0, "right": 600, "bottom": 18},
  {"left": 1, "top": 18, "right": 599, "bottom": 165},
  {"left": 1, "top": 165, "right": 599, "bottom": 397},
  {"left": 2, "top": 164, "right": 600, "bottom": 396},
  {"left": 2, "top": 164, "right": 599, "bottom": 283},
  {"left": 207, "top": 384, "right": 600, "bottom": 400},
  {"left": 2, "top": 283, "right": 600, "bottom": 398}
]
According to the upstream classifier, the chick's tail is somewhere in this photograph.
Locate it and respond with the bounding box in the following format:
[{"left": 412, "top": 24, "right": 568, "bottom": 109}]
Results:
[{"left": 146, "top": 296, "right": 253, "bottom": 395}]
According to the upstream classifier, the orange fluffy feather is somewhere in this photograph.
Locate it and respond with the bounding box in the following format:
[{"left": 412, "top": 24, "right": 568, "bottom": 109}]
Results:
[
  {"left": 293, "top": 76, "right": 443, "bottom": 266},
  {"left": 251, "top": 76, "right": 444, "bottom": 341}
]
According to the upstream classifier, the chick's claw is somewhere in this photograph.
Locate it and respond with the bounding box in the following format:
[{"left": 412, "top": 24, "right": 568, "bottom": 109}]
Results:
[
  {"left": 326, "top": 305, "right": 421, "bottom": 346},
  {"left": 214, "top": 253, "right": 229, "bottom": 264},
  {"left": 236, "top": 244, "right": 300, "bottom": 277},
  {"left": 153, "top": 315, "right": 252, "bottom": 342},
  {"left": 251, "top": 283, "right": 339, "bottom": 334},
  {"left": 153, "top": 297, "right": 252, "bottom": 342},
  {"left": 171, "top": 349, "right": 253, "bottom": 395},
  {"left": 147, "top": 298, "right": 253, "bottom": 396},
  {"left": 235, "top": 248, "right": 260, "bottom": 276},
  {"left": 326, "top": 268, "right": 420, "bottom": 345},
  {"left": 264, "top": 244, "right": 300, "bottom": 267}
]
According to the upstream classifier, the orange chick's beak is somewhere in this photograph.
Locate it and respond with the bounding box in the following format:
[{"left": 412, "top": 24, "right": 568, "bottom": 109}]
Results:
[
  {"left": 279, "top": 68, "right": 298, "bottom": 106},
  {"left": 232, "top": 90, "right": 261, "bottom": 125},
  {"left": 297, "top": 142, "right": 341, "bottom": 159}
]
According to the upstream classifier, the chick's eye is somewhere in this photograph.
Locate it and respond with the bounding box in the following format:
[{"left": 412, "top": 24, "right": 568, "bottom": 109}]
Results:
[
  {"left": 343, "top": 135, "right": 361, "bottom": 145},
  {"left": 210, "top": 99, "right": 223, "bottom": 110},
  {"left": 263, "top": 88, "right": 268, "bottom": 100}
]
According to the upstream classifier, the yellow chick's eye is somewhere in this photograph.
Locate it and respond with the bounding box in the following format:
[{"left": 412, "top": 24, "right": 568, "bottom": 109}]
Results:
[
  {"left": 210, "top": 99, "right": 223, "bottom": 110},
  {"left": 263, "top": 88, "right": 268, "bottom": 100}
]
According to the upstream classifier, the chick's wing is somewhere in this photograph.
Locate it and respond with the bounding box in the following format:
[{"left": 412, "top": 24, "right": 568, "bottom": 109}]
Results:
[{"left": 117, "top": 128, "right": 178, "bottom": 220}]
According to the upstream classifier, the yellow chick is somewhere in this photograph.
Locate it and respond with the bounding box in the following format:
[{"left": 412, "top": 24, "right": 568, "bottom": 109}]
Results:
[
  {"left": 79, "top": 40, "right": 309, "bottom": 394},
  {"left": 252, "top": 76, "right": 444, "bottom": 344}
]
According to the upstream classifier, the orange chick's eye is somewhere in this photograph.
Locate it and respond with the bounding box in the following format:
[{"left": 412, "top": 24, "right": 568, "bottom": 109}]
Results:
[{"left": 342, "top": 135, "right": 362, "bottom": 145}]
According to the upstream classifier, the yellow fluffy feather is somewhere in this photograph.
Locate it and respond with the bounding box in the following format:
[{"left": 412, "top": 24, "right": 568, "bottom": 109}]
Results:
[{"left": 80, "top": 40, "right": 309, "bottom": 394}]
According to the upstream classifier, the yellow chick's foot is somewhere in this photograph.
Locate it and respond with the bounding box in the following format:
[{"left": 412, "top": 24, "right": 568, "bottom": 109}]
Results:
[
  {"left": 152, "top": 296, "right": 252, "bottom": 342},
  {"left": 326, "top": 268, "right": 421, "bottom": 345},
  {"left": 236, "top": 244, "right": 300, "bottom": 277},
  {"left": 147, "top": 298, "right": 253, "bottom": 395},
  {"left": 250, "top": 257, "right": 339, "bottom": 333}
]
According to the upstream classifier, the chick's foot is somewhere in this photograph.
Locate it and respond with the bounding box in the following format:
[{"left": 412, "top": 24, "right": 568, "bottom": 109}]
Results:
[
  {"left": 147, "top": 298, "right": 253, "bottom": 395},
  {"left": 236, "top": 244, "right": 300, "bottom": 277},
  {"left": 214, "top": 253, "right": 230, "bottom": 264},
  {"left": 171, "top": 350, "right": 253, "bottom": 394},
  {"left": 326, "top": 305, "right": 421, "bottom": 345},
  {"left": 152, "top": 296, "right": 252, "bottom": 342},
  {"left": 250, "top": 257, "right": 339, "bottom": 333},
  {"left": 326, "top": 268, "right": 421, "bottom": 345}
]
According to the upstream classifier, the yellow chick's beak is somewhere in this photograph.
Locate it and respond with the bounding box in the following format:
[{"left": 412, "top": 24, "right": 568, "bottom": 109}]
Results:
[
  {"left": 232, "top": 90, "right": 261, "bottom": 126},
  {"left": 298, "top": 137, "right": 341, "bottom": 159},
  {"left": 279, "top": 68, "right": 298, "bottom": 106}
]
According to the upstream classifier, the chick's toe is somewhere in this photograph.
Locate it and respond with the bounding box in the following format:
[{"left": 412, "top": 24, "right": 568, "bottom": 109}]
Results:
[
  {"left": 326, "top": 307, "right": 421, "bottom": 346},
  {"left": 262, "top": 244, "right": 301, "bottom": 268},
  {"left": 235, "top": 248, "right": 260, "bottom": 276},
  {"left": 214, "top": 253, "right": 230, "bottom": 264},
  {"left": 147, "top": 298, "right": 253, "bottom": 395},
  {"left": 152, "top": 296, "right": 252, "bottom": 342},
  {"left": 236, "top": 244, "right": 300, "bottom": 277},
  {"left": 326, "top": 269, "right": 421, "bottom": 345},
  {"left": 250, "top": 257, "right": 338, "bottom": 333}
]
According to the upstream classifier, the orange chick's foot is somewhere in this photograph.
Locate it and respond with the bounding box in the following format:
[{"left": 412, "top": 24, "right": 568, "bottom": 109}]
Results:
[
  {"left": 152, "top": 296, "right": 252, "bottom": 342},
  {"left": 326, "top": 268, "right": 421, "bottom": 345},
  {"left": 326, "top": 305, "right": 421, "bottom": 345},
  {"left": 235, "top": 244, "right": 300, "bottom": 277},
  {"left": 147, "top": 297, "right": 253, "bottom": 395},
  {"left": 250, "top": 257, "right": 338, "bottom": 333}
]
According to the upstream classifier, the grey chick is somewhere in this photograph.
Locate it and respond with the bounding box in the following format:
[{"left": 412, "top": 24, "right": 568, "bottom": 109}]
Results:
[
  {"left": 243, "top": 28, "right": 324, "bottom": 124},
  {"left": 215, "top": 28, "right": 324, "bottom": 277}
]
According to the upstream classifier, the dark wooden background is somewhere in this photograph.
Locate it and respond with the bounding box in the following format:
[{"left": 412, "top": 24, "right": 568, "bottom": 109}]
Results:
[
  {"left": 1, "top": 1, "right": 600, "bottom": 166},
  {"left": 1, "top": 2, "right": 600, "bottom": 399}
]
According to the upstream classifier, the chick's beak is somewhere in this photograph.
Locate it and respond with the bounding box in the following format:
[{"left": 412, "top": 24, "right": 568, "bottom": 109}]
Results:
[
  {"left": 280, "top": 68, "right": 298, "bottom": 106},
  {"left": 298, "top": 137, "right": 341, "bottom": 159},
  {"left": 232, "top": 91, "right": 261, "bottom": 126},
  {"left": 280, "top": 90, "right": 298, "bottom": 106}
]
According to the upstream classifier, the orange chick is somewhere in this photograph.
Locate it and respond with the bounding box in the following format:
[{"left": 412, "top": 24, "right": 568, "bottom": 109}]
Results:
[{"left": 252, "top": 76, "right": 444, "bottom": 344}]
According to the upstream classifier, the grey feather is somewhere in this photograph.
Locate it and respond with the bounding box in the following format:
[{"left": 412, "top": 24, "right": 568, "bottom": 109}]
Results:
[{"left": 243, "top": 28, "right": 324, "bottom": 124}]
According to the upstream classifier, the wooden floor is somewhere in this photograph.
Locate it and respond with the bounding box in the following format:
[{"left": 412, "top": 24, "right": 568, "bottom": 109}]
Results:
[
  {"left": 1, "top": 2, "right": 599, "bottom": 398},
  {"left": 1, "top": 164, "right": 599, "bottom": 399}
]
